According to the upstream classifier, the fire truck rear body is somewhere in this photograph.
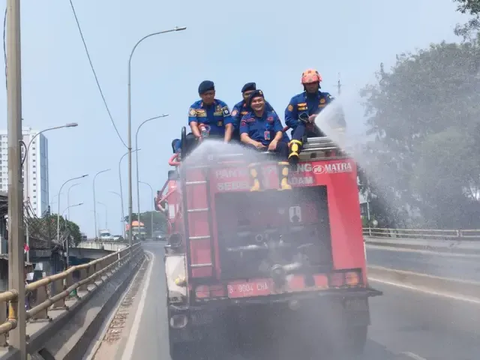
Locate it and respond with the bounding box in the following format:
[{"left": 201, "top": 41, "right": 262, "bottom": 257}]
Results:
[{"left": 160, "top": 131, "right": 382, "bottom": 358}]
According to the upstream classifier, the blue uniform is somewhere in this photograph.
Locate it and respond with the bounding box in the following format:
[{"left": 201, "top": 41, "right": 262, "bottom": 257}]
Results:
[
  {"left": 188, "top": 99, "right": 233, "bottom": 136},
  {"left": 285, "top": 91, "right": 340, "bottom": 134},
  {"left": 233, "top": 101, "right": 290, "bottom": 143},
  {"left": 285, "top": 90, "right": 345, "bottom": 168},
  {"left": 240, "top": 110, "right": 285, "bottom": 146}
]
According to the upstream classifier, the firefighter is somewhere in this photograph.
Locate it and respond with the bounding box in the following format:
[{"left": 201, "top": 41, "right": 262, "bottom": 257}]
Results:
[
  {"left": 232, "top": 82, "right": 290, "bottom": 143},
  {"left": 182, "top": 80, "right": 234, "bottom": 153},
  {"left": 240, "top": 90, "right": 291, "bottom": 191},
  {"left": 285, "top": 69, "right": 346, "bottom": 169}
]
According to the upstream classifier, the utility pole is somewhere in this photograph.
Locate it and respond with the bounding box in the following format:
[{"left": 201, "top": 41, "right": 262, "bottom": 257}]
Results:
[{"left": 6, "top": 0, "right": 27, "bottom": 357}]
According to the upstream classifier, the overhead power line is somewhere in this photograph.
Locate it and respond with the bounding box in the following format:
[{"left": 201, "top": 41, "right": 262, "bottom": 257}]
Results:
[{"left": 68, "top": 0, "right": 128, "bottom": 148}]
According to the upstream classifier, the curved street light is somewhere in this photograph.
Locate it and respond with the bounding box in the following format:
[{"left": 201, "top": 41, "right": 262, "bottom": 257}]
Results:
[
  {"left": 93, "top": 169, "right": 111, "bottom": 239},
  {"left": 22, "top": 123, "right": 78, "bottom": 202},
  {"left": 23, "top": 123, "right": 78, "bottom": 162},
  {"left": 67, "top": 183, "right": 80, "bottom": 219},
  {"left": 62, "top": 202, "right": 83, "bottom": 268},
  {"left": 135, "top": 115, "right": 168, "bottom": 223},
  {"left": 57, "top": 174, "right": 88, "bottom": 242},
  {"left": 139, "top": 181, "right": 154, "bottom": 239},
  {"left": 96, "top": 201, "right": 108, "bottom": 229},
  {"left": 119, "top": 149, "right": 140, "bottom": 232},
  {"left": 62, "top": 202, "right": 83, "bottom": 218},
  {"left": 109, "top": 191, "right": 124, "bottom": 237},
  {"left": 50, "top": 192, "right": 63, "bottom": 207},
  {"left": 127, "top": 26, "right": 187, "bottom": 251}
]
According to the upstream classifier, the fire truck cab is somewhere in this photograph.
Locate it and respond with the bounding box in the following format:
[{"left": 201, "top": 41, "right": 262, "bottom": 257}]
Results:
[{"left": 158, "top": 127, "right": 382, "bottom": 359}]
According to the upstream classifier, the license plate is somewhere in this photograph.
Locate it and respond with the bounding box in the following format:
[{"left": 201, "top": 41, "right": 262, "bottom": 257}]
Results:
[{"left": 227, "top": 279, "right": 272, "bottom": 298}]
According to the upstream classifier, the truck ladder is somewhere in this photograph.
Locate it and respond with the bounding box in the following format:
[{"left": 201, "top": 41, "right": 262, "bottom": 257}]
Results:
[{"left": 182, "top": 167, "right": 216, "bottom": 279}]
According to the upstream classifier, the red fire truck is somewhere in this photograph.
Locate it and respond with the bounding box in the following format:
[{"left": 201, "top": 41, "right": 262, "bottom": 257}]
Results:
[{"left": 157, "top": 127, "right": 382, "bottom": 359}]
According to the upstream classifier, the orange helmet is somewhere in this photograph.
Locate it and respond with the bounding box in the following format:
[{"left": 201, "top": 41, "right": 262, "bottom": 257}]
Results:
[{"left": 301, "top": 69, "right": 322, "bottom": 84}]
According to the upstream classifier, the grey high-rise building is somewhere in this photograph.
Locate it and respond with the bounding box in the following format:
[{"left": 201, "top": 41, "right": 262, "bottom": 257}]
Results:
[{"left": 0, "top": 127, "right": 49, "bottom": 217}]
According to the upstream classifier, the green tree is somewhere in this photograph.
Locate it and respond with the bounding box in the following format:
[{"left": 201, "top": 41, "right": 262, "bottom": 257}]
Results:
[
  {"left": 360, "top": 38, "right": 480, "bottom": 228},
  {"left": 455, "top": 0, "right": 480, "bottom": 15},
  {"left": 28, "top": 214, "right": 83, "bottom": 246},
  {"left": 454, "top": 0, "right": 480, "bottom": 38}
]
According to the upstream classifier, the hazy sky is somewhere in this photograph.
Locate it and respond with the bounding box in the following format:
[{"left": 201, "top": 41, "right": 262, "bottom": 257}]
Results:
[{"left": 0, "top": 0, "right": 469, "bottom": 236}]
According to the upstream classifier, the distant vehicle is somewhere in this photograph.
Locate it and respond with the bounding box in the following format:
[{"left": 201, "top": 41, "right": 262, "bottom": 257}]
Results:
[
  {"left": 98, "top": 229, "right": 114, "bottom": 241},
  {"left": 112, "top": 235, "right": 124, "bottom": 242},
  {"left": 153, "top": 231, "right": 166, "bottom": 241}
]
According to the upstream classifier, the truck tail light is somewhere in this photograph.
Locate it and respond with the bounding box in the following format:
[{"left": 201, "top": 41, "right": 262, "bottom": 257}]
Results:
[
  {"left": 195, "top": 285, "right": 226, "bottom": 299},
  {"left": 329, "top": 269, "right": 363, "bottom": 288},
  {"left": 345, "top": 271, "right": 360, "bottom": 286}
]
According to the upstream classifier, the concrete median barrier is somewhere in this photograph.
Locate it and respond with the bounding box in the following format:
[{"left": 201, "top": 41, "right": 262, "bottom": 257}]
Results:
[{"left": 367, "top": 265, "right": 480, "bottom": 300}]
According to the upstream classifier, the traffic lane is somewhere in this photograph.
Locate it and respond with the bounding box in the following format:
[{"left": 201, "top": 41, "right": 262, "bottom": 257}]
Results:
[
  {"left": 368, "top": 280, "right": 480, "bottom": 359},
  {"left": 366, "top": 246, "right": 480, "bottom": 281},
  {"left": 121, "top": 242, "right": 401, "bottom": 360},
  {"left": 121, "top": 243, "right": 480, "bottom": 359},
  {"left": 127, "top": 242, "right": 169, "bottom": 359}
]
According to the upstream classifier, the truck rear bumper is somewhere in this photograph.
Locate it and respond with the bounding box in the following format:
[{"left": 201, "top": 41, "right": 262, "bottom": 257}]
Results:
[{"left": 168, "top": 287, "right": 381, "bottom": 343}]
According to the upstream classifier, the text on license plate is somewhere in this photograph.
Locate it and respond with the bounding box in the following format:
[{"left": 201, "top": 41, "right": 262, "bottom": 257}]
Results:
[{"left": 227, "top": 279, "right": 272, "bottom": 298}]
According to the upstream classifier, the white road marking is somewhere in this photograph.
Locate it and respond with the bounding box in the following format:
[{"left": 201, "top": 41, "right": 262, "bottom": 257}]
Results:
[
  {"left": 366, "top": 244, "right": 480, "bottom": 259},
  {"left": 121, "top": 250, "right": 156, "bottom": 360},
  {"left": 400, "top": 351, "right": 428, "bottom": 360},
  {"left": 369, "top": 277, "right": 480, "bottom": 305},
  {"left": 369, "top": 265, "right": 480, "bottom": 285}
]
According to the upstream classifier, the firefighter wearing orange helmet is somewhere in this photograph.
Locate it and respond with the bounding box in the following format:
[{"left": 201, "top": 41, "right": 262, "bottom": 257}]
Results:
[{"left": 284, "top": 69, "right": 346, "bottom": 169}]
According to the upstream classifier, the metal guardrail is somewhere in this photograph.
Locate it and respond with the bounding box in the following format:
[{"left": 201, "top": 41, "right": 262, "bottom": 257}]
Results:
[
  {"left": 0, "top": 242, "right": 143, "bottom": 346},
  {"left": 363, "top": 228, "right": 480, "bottom": 240}
]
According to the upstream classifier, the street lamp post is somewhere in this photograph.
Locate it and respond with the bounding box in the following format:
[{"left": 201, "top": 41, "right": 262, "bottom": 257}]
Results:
[
  {"left": 135, "top": 115, "right": 168, "bottom": 226},
  {"left": 57, "top": 174, "right": 88, "bottom": 244},
  {"left": 119, "top": 149, "right": 140, "bottom": 238},
  {"left": 97, "top": 201, "right": 108, "bottom": 229},
  {"left": 67, "top": 183, "right": 79, "bottom": 219},
  {"left": 139, "top": 181, "right": 154, "bottom": 239},
  {"left": 93, "top": 169, "right": 111, "bottom": 239},
  {"left": 109, "top": 191, "right": 124, "bottom": 237},
  {"left": 22, "top": 123, "right": 78, "bottom": 203},
  {"left": 127, "top": 26, "right": 186, "bottom": 255},
  {"left": 62, "top": 202, "right": 83, "bottom": 267}
]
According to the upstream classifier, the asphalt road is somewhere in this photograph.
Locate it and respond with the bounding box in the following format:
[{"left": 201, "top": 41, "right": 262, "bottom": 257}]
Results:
[
  {"left": 366, "top": 245, "right": 480, "bottom": 281},
  {"left": 111, "top": 242, "right": 480, "bottom": 360}
]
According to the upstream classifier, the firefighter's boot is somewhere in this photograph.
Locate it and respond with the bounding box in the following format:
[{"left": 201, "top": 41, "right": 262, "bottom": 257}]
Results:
[
  {"left": 249, "top": 163, "right": 261, "bottom": 191},
  {"left": 288, "top": 139, "right": 303, "bottom": 171},
  {"left": 277, "top": 161, "right": 292, "bottom": 190}
]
